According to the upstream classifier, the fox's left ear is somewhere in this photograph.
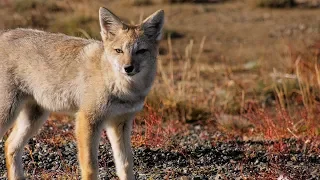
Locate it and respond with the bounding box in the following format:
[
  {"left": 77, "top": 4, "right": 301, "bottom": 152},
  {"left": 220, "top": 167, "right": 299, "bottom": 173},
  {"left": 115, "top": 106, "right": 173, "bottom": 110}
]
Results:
[
  {"left": 141, "top": 10, "right": 164, "bottom": 41},
  {"left": 99, "top": 7, "right": 124, "bottom": 40}
]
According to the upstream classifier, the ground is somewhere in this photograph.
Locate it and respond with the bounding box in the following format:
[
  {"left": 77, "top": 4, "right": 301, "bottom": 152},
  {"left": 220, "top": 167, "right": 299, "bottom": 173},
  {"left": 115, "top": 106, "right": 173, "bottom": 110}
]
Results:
[
  {"left": 0, "top": 123, "right": 319, "bottom": 179},
  {"left": 0, "top": 0, "right": 320, "bottom": 179}
]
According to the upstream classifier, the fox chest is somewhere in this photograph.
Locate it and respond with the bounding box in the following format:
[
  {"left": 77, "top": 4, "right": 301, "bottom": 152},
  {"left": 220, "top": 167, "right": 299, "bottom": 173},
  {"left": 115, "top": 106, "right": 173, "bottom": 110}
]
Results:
[{"left": 105, "top": 95, "right": 145, "bottom": 118}]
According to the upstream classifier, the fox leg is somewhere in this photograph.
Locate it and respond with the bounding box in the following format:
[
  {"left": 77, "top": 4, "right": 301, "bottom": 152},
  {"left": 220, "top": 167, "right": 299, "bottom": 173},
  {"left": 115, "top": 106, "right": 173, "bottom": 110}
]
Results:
[
  {"left": 0, "top": 89, "right": 25, "bottom": 140},
  {"left": 76, "top": 112, "right": 103, "bottom": 180},
  {"left": 5, "top": 102, "right": 49, "bottom": 180},
  {"left": 105, "top": 114, "right": 135, "bottom": 180}
]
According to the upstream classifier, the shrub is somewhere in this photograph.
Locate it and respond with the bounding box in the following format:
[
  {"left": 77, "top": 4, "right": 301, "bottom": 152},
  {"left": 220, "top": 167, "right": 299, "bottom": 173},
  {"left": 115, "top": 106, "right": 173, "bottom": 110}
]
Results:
[
  {"left": 130, "top": 0, "right": 153, "bottom": 6},
  {"left": 256, "top": 0, "right": 296, "bottom": 8},
  {"left": 13, "top": 0, "right": 64, "bottom": 12}
]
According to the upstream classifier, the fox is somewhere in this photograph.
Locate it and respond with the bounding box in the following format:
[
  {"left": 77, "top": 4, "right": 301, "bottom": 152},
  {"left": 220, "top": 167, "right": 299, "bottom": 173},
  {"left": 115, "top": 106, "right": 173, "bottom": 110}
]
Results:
[{"left": 0, "top": 7, "right": 164, "bottom": 180}]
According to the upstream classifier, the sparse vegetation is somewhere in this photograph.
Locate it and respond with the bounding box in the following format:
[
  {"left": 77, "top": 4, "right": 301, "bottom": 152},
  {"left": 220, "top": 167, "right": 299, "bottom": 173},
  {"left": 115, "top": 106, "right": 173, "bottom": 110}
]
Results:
[
  {"left": 12, "top": 0, "right": 64, "bottom": 12},
  {"left": 50, "top": 14, "right": 99, "bottom": 39},
  {"left": 256, "top": 0, "right": 296, "bottom": 8},
  {"left": 162, "top": 0, "right": 227, "bottom": 3},
  {"left": 129, "top": 0, "right": 153, "bottom": 6},
  {"left": 0, "top": 0, "right": 320, "bottom": 179}
]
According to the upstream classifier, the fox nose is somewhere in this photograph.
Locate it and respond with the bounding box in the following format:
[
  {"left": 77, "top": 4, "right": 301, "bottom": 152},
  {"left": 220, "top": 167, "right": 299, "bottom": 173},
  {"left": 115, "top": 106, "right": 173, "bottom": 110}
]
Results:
[{"left": 124, "top": 65, "right": 134, "bottom": 74}]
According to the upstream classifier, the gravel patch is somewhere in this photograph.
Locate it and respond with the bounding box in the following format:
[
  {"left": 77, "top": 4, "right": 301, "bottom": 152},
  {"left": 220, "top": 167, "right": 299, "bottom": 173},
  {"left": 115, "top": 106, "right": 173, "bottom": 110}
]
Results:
[{"left": 0, "top": 127, "right": 319, "bottom": 179}]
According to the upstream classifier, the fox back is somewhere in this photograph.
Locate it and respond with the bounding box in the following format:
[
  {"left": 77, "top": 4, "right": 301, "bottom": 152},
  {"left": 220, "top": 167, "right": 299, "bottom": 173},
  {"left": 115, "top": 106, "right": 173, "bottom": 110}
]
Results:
[
  {"left": 0, "top": 9, "right": 163, "bottom": 115},
  {"left": 0, "top": 7, "right": 164, "bottom": 180}
]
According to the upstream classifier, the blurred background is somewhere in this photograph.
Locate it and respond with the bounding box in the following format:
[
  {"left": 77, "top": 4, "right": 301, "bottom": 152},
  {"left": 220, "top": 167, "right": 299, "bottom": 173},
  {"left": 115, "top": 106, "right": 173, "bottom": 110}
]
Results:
[
  {"left": 0, "top": 0, "right": 320, "bottom": 143},
  {"left": 1, "top": 0, "right": 320, "bottom": 179}
]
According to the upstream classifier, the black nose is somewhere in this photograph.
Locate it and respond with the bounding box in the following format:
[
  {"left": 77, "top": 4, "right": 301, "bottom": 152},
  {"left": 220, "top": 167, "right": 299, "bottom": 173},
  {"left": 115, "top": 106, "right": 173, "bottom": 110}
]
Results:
[{"left": 124, "top": 65, "right": 134, "bottom": 73}]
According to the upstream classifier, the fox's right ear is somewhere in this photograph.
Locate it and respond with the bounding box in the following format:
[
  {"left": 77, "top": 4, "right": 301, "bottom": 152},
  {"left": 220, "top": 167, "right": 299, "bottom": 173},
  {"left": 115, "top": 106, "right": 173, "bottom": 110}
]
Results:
[
  {"left": 99, "top": 7, "right": 123, "bottom": 40},
  {"left": 141, "top": 10, "right": 164, "bottom": 41}
]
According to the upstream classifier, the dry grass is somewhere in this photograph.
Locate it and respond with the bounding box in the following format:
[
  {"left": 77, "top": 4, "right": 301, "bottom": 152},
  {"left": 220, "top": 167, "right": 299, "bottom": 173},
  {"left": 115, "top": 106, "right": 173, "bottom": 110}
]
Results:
[
  {"left": 255, "top": 0, "right": 296, "bottom": 8},
  {"left": 0, "top": 1, "right": 320, "bottom": 179},
  {"left": 149, "top": 36, "right": 213, "bottom": 123},
  {"left": 132, "top": 104, "right": 181, "bottom": 147},
  {"left": 12, "top": 0, "right": 65, "bottom": 12},
  {"left": 0, "top": 0, "right": 319, "bottom": 147}
]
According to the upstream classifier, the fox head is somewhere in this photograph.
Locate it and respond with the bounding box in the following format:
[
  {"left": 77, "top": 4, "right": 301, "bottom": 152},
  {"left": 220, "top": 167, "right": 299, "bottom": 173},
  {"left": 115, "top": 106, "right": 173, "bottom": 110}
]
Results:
[{"left": 99, "top": 7, "right": 164, "bottom": 78}]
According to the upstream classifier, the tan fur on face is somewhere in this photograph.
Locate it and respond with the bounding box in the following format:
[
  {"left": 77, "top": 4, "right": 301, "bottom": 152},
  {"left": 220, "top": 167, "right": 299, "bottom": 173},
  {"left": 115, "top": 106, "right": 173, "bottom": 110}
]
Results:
[
  {"left": 104, "top": 29, "right": 141, "bottom": 66},
  {"left": 0, "top": 7, "right": 164, "bottom": 180}
]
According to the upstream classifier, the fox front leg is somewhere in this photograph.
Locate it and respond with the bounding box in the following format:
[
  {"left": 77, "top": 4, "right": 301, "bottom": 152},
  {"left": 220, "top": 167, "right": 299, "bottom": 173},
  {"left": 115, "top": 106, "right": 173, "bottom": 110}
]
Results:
[
  {"left": 105, "top": 114, "right": 135, "bottom": 180},
  {"left": 76, "top": 111, "right": 103, "bottom": 180}
]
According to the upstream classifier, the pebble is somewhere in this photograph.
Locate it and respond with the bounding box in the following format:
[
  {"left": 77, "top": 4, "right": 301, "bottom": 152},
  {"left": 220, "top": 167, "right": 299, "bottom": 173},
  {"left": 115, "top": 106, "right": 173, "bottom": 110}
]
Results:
[{"left": 0, "top": 127, "right": 319, "bottom": 179}]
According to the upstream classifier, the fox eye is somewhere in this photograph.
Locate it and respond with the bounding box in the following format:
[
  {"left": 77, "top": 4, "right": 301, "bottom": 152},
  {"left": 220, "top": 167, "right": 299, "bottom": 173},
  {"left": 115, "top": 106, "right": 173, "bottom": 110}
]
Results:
[
  {"left": 136, "top": 49, "right": 148, "bottom": 54},
  {"left": 115, "top": 49, "right": 123, "bottom": 53}
]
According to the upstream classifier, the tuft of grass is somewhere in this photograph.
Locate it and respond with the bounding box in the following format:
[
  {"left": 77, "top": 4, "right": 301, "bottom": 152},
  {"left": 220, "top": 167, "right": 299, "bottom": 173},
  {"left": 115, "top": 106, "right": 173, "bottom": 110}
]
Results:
[
  {"left": 132, "top": 104, "right": 180, "bottom": 147},
  {"left": 216, "top": 113, "right": 254, "bottom": 135},
  {"left": 148, "top": 35, "right": 214, "bottom": 123},
  {"left": 216, "top": 40, "right": 320, "bottom": 140},
  {"left": 130, "top": 0, "right": 153, "bottom": 6},
  {"left": 13, "top": 0, "right": 65, "bottom": 12},
  {"left": 162, "top": 0, "right": 227, "bottom": 3},
  {"left": 119, "top": 0, "right": 153, "bottom": 6},
  {"left": 3, "top": 0, "right": 72, "bottom": 29},
  {"left": 255, "top": 0, "right": 296, "bottom": 8},
  {"left": 163, "top": 29, "right": 185, "bottom": 39},
  {"left": 147, "top": 93, "right": 211, "bottom": 123},
  {"left": 50, "top": 14, "right": 100, "bottom": 39},
  {"left": 243, "top": 104, "right": 320, "bottom": 140}
]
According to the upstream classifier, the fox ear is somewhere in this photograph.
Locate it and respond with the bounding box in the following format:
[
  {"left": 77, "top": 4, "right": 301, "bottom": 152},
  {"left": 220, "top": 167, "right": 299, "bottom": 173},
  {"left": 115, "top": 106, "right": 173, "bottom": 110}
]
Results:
[
  {"left": 99, "top": 7, "right": 124, "bottom": 39},
  {"left": 141, "top": 10, "right": 164, "bottom": 41}
]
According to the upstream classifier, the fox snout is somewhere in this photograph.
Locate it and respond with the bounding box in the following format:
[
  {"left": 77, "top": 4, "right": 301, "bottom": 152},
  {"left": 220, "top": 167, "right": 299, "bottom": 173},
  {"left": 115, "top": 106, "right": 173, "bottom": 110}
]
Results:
[
  {"left": 122, "top": 61, "right": 141, "bottom": 76},
  {"left": 123, "top": 64, "right": 135, "bottom": 75}
]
